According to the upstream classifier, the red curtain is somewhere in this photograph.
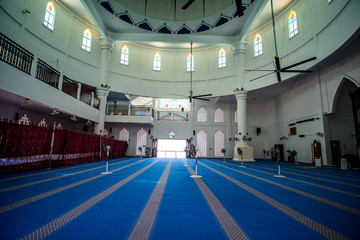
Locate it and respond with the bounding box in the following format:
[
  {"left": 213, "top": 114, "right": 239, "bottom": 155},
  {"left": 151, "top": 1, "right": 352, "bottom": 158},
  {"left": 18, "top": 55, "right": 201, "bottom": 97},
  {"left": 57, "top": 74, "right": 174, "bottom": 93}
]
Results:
[{"left": 0, "top": 121, "right": 128, "bottom": 174}]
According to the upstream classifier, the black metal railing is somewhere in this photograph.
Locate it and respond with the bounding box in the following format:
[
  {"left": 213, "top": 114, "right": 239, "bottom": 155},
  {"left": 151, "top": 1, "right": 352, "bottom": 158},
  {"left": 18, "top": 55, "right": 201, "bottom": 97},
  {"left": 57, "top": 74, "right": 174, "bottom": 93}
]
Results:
[
  {"left": 62, "top": 76, "right": 78, "bottom": 99},
  {"left": 36, "top": 58, "right": 60, "bottom": 88},
  {"left": 0, "top": 33, "right": 34, "bottom": 75}
]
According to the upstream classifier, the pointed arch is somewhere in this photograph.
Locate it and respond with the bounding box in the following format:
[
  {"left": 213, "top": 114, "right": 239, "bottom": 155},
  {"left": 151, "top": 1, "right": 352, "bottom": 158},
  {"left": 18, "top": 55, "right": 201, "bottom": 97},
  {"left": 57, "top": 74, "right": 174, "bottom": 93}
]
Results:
[
  {"left": 121, "top": 46, "right": 129, "bottom": 65},
  {"left": 254, "top": 34, "right": 263, "bottom": 56},
  {"left": 218, "top": 48, "right": 226, "bottom": 68},
  {"left": 187, "top": 53, "right": 194, "bottom": 72},
  {"left": 197, "top": 129, "right": 207, "bottom": 157},
  {"left": 119, "top": 127, "right": 129, "bottom": 142},
  {"left": 197, "top": 107, "right": 207, "bottom": 122},
  {"left": 214, "top": 130, "right": 225, "bottom": 157},
  {"left": 136, "top": 128, "right": 147, "bottom": 155},
  {"left": 288, "top": 10, "right": 298, "bottom": 38},
  {"left": 44, "top": 2, "right": 56, "bottom": 30},
  {"left": 153, "top": 52, "right": 161, "bottom": 71},
  {"left": 81, "top": 29, "right": 92, "bottom": 52},
  {"left": 214, "top": 107, "right": 224, "bottom": 122}
]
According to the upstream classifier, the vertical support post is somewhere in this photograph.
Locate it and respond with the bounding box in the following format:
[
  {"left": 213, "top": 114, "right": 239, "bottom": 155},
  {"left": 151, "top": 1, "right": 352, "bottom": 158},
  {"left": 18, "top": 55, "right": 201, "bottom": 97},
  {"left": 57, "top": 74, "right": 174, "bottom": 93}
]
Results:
[
  {"left": 47, "top": 121, "right": 56, "bottom": 170},
  {"left": 77, "top": 83, "right": 81, "bottom": 100}
]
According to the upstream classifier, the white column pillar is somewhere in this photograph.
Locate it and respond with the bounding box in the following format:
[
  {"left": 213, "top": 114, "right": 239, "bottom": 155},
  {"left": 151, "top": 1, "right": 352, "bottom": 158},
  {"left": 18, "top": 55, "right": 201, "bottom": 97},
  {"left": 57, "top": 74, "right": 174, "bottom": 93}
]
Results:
[
  {"left": 231, "top": 41, "right": 247, "bottom": 89},
  {"left": 77, "top": 83, "right": 81, "bottom": 100},
  {"left": 94, "top": 87, "right": 110, "bottom": 135},
  {"left": 231, "top": 41, "right": 254, "bottom": 162},
  {"left": 94, "top": 36, "right": 115, "bottom": 135},
  {"left": 99, "top": 36, "right": 115, "bottom": 86},
  {"left": 235, "top": 91, "right": 247, "bottom": 142}
]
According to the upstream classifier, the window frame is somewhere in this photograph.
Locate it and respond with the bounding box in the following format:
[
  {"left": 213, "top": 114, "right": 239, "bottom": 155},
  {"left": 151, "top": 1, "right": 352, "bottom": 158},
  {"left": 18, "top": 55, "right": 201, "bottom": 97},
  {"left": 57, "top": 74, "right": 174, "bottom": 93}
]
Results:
[
  {"left": 43, "top": 2, "right": 56, "bottom": 31},
  {"left": 121, "top": 46, "right": 129, "bottom": 65},
  {"left": 288, "top": 10, "right": 298, "bottom": 39},
  {"left": 254, "top": 34, "right": 263, "bottom": 57},
  {"left": 186, "top": 53, "right": 194, "bottom": 72},
  {"left": 218, "top": 48, "right": 226, "bottom": 68},
  {"left": 153, "top": 52, "right": 161, "bottom": 71},
  {"left": 81, "top": 29, "right": 92, "bottom": 52}
]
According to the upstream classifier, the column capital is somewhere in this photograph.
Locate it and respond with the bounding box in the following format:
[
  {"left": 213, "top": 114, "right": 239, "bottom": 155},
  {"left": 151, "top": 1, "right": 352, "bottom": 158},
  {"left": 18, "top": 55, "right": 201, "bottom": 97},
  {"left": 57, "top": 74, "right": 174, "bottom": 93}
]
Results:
[
  {"left": 96, "top": 87, "right": 110, "bottom": 98},
  {"left": 231, "top": 41, "right": 247, "bottom": 56},
  {"left": 234, "top": 90, "right": 247, "bottom": 101},
  {"left": 99, "top": 36, "right": 116, "bottom": 51}
]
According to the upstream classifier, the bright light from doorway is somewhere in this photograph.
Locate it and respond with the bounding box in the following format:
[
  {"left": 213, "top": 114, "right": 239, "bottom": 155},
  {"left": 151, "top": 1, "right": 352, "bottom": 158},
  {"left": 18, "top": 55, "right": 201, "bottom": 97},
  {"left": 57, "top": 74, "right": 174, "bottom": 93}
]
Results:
[{"left": 157, "top": 139, "right": 186, "bottom": 158}]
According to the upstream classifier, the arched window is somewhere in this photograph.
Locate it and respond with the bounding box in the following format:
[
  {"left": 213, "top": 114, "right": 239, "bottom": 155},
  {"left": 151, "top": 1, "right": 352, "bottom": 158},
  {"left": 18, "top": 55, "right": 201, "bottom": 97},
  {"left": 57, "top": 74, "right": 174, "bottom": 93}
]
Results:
[
  {"left": 119, "top": 127, "right": 129, "bottom": 142},
  {"left": 214, "top": 130, "right": 225, "bottom": 157},
  {"left": 121, "top": 46, "right": 129, "bottom": 65},
  {"left": 218, "top": 48, "right": 226, "bottom": 68},
  {"left": 254, "top": 34, "right": 263, "bottom": 56},
  {"left": 44, "top": 2, "right": 56, "bottom": 30},
  {"left": 187, "top": 54, "right": 194, "bottom": 72},
  {"left": 288, "top": 10, "right": 298, "bottom": 38},
  {"left": 136, "top": 128, "right": 147, "bottom": 155},
  {"left": 214, "top": 107, "right": 224, "bottom": 122},
  {"left": 81, "top": 29, "right": 92, "bottom": 52},
  {"left": 153, "top": 52, "right": 161, "bottom": 71},
  {"left": 197, "top": 130, "right": 207, "bottom": 157},
  {"left": 197, "top": 107, "right": 207, "bottom": 122}
]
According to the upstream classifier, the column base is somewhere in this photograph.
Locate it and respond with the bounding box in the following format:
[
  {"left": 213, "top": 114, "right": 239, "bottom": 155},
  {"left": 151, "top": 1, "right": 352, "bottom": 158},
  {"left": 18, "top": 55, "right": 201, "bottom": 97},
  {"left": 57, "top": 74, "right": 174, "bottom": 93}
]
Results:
[{"left": 233, "top": 143, "right": 255, "bottom": 162}]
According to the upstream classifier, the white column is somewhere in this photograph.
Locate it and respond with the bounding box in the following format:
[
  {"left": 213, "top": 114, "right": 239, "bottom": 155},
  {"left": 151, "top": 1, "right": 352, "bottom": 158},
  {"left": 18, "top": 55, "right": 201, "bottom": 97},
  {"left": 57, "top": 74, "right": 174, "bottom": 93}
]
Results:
[
  {"left": 235, "top": 91, "right": 247, "bottom": 142},
  {"left": 94, "top": 36, "right": 115, "bottom": 135},
  {"left": 231, "top": 41, "right": 247, "bottom": 89},
  {"left": 99, "top": 36, "right": 115, "bottom": 86},
  {"left": 77, "top": 83, "right": 81, "bottom": 100},
  {"left": 231, "top": 41, "right": 254, "bottom": 162},
  {"left": 94, "top": 87, "right": 110, "bottom": 135}
]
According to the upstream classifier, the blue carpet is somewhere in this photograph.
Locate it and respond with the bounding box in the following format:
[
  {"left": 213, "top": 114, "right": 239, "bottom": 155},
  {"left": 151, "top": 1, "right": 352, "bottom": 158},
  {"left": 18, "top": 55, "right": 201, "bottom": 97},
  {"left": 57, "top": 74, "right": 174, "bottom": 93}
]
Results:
[{"left": 1, "top": 158, "right": 360, "bottom": 239}]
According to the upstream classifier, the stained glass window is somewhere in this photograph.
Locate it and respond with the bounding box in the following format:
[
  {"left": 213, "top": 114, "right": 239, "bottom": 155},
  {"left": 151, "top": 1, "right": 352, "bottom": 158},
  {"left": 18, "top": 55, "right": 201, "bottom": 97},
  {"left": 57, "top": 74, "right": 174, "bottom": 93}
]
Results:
[
  {"left": 288, "top": 10, "right": 298, "bottom": 38},
  {"left": 121, "top": 46, "right": 129, "bottom": 65},
  {"left": 218, "top": 48, "right": 226, "bottom": 68},
  {"left": 187, "top": 54, "right": 194, "bottom": 72},
  {"left": 197, "top": 107, "right": 207, "bottom": 122},
  {"left": 81, "top": 29, "right": 92, "bottom": 52},
  {"left": 197, "top": 130, "right": 207, "bottom": 157},
  {"left": 254, "top": 34, "right": 263, "bottom": 56},
  {"left": 214, "top": 130, "right": 225, "bottom": 157},
  {"left": 158, "top": 99, "right": 188, "bottom": 110},
  {"left": 44, "top": 2, "right": 55, "bottom": 30},
  {"left": 153, "top": 52, "right": 161, "bottom": 71}
]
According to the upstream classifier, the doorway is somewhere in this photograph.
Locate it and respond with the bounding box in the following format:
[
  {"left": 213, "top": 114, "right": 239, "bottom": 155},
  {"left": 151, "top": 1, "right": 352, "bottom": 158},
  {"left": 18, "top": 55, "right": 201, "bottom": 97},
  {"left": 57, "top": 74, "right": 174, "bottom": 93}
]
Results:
[{"left": 157, "top": 139, "right": 186, "bottom": 158}]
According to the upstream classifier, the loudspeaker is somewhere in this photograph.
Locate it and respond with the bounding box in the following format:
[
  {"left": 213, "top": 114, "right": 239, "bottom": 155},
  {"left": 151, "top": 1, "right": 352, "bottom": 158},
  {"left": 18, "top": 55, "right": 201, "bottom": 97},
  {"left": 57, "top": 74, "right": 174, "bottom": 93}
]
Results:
[
  {"left": 109, "top": 127, "right": 112, "bottom": 133},
  {"left": 14, "top": 113, "right": 19, "bottom": 121},
  {"left": 148, "top": 129, "right": 151, "bottom": 134},
  {"left": 83, "top": 125, "right": 88, "bottom": 132},
  {"left": 256, "top": 128, "right": 261, "bottom": 136},
  {"left": 193, "top": 130, "right": 195, "bottom": 136}
]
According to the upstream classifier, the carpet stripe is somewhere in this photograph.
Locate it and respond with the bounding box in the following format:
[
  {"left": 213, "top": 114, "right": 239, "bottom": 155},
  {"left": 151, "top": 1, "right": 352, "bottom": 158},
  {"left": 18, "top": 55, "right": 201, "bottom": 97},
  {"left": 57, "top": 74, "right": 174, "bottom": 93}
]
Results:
[
  {"left": 205, "top": 159, "right": 360, "bottom": 216},
  {"left": 251, "top": 163, "right": 360, "bottom": 188},
  {"left": 0, "top": 158, "right": 144, "bottom": 193},
  {"left": 128, "top": 160, "right": 172, "bottom": 240},
  {"left": 201, "top": 162, "right": 348, "bottom": 240},
  {"left": 255, "top": 161, "right": 360, "bottom": 182},
  {"left": 0, "top": 159, "right": 147, "bottom": 214},
  {"left": 225, "top": 161, "right": 360, "bottom": 198},
  {"left": 20, "top": 160, "right": 159, "bottom": 240},
  {"left": 185, "top": 161, "right": 249, "bottom": 240}
]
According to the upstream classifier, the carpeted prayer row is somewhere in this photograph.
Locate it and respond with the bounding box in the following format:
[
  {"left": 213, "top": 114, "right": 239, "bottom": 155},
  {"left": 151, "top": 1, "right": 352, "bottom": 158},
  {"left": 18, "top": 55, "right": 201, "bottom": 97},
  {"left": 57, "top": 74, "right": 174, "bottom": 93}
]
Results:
[{"left": 0, "top": 158, "right": 359, "bottom": 239}]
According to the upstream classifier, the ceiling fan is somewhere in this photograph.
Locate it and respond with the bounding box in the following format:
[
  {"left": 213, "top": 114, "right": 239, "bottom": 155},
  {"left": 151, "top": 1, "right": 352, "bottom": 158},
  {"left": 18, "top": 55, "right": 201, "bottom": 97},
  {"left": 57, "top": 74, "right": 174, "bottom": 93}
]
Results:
[
  {"left": 247, "top": 0, "right": 316, "bottom": 83},
  {"left": 171, "top": 42, "right": 212, "bottom": 103},
  {"left": 181, "top": 0, "right": 244, "bottom": 17}
]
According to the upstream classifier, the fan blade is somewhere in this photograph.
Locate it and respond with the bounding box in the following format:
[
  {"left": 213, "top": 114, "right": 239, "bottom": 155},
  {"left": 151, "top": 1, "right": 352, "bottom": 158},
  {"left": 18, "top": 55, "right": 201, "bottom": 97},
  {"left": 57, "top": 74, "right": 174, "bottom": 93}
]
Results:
[
  {"left": 281, "top": 57, "right": 317, "bottom": 71},
  {"left": 281, "top": 70, "right": 313, "bottom": 73},
  {"left": 235, "top": 0, "right": 244, "bottom": 17},
  {"left": 249, "top": 72, "right": 275, "bottom": 82},
  {"left": 181, "top": 0, "right": 195, "bottom": 10},
  {"left": 276, "top": 71, "right": 281, "bottom": 82},
  {"left": 193, "top": 97, "right": 210, "bottom": 101},
  {"left": 245, "top": 69, "right": 276, "bottom": 72},
  {"left": 274, "top": 56, "right": 281, "bottom": 70},
  {"left": 193, "top": 93, "right": 212, "bottom": 98}
]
